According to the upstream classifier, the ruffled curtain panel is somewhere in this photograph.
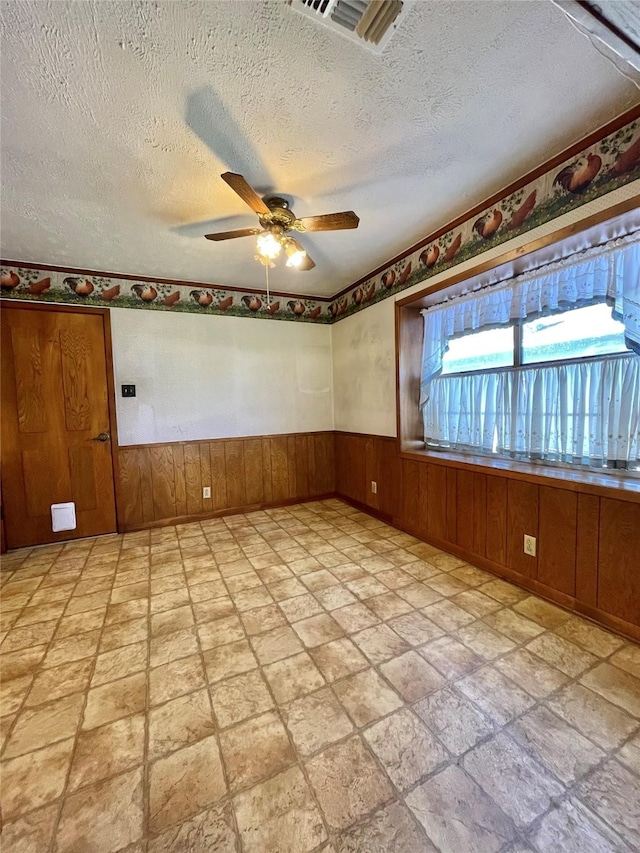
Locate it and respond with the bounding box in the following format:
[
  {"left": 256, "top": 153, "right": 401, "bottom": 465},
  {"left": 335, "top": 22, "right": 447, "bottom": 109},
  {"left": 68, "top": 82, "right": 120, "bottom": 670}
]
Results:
[
  {"left": 423, "top": 354, "right": 640, "bottom": 466},
  {"left": 420, "top": 235, "right": 640, "bottom": 409}
]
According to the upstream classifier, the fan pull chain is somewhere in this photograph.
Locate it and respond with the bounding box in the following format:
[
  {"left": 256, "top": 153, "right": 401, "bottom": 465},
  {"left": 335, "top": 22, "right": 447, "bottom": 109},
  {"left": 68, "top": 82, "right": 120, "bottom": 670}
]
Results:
[{"left": 265, "top": 262, "right": 271, "bottom": 308}]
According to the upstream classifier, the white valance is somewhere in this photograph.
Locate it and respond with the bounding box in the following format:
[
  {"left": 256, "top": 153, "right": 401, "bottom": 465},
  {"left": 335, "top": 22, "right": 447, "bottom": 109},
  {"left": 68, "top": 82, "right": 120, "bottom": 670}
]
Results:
[{"left": 420, "top": 235, "right": 640, "bottom": 409}]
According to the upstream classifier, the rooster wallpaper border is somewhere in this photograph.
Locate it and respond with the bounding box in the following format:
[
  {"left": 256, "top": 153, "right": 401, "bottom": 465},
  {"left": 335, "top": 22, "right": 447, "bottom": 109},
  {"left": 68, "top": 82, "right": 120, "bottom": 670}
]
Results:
[{"left": 2, "top": 108, "right": 639, "bottom": 325}]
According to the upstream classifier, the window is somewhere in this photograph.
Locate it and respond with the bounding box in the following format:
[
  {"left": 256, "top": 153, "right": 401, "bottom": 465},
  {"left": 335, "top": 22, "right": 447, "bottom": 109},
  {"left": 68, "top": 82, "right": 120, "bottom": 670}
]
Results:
[
  {"left": 420, "top": 239, "right": 640, "bottom": 474},
  {"left": 441, "top": 303, "right": 628, "bottom": 376}
]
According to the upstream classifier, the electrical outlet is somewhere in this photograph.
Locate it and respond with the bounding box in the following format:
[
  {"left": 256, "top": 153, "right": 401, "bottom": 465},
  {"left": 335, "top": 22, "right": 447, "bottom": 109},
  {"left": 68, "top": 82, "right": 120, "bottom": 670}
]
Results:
[
  {"left": 371, "top": 481, "right": 377, "bottom": 494},
  {"left": 203, "top": 486, "right": 211, "bottom": 499},
  {"left": 523, "top": 534, "right": 537, "bottom": 557}
]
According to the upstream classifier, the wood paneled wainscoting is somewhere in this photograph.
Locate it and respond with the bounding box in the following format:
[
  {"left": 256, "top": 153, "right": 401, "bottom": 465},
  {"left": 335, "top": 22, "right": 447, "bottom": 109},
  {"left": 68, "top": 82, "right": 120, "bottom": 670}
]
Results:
[
  {"left": 117, "top": 431, "right": 335, "bottom": 531},
  {"left": 335, "top": 431, "right": 640, "bottom": 642}
]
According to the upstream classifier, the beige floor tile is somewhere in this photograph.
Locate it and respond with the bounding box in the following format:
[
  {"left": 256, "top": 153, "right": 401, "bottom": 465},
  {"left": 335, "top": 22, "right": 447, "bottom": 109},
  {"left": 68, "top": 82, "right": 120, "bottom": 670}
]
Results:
[
  {"left": 101, "top": 615, "right": 148, "bottom": 651},
  {"left": 1, "top": 645, "right": 47, "bottom": 681},
  {"left": 580, "top": 661, "right": 640, "bottom": 717},
  {"left": 1, "top": 803, "right": 58, "bottom": 853},
  {"left": 387, "top": 612, "right": 443, "bottom": 646},
  {"left": 315, "top": 585, "right": 357, "bottom": 611},
  {"left": 283, "top": 687, "right": 354, "bottom": 756},
  {"left": 554, "top": 617, "right": 625, "bottom": 658},
  {"left": 240, "top": 603, "right": 286, "bottom": 635},
  {"left": 332, "top": 602, "right": 380, "bottom": 634},
  {"left": 306, "top": 735, "right": 393, "bottom": 830},
  {"left": 414, "top": 685, "right": 495, "bottom": 755},
  {"left": 56, "top": 768, "right": 144, "bottom": 852},
  {"left": 421, "top": 599, "right": 475, "bottom": 631},
  {"left": 1, "top": 737, "right": 74, "bottom": 820},
  {"left": 457, "top": 666, "right": 535, "bottom": 725},
  {"left": 526, "top": 633, "right": 597, "bottom": 677},
  {"left": 148, "top": 689, "right": 215, "bottom": 760},
  {"left": 334, "top": 668, "right": 403, "bottom": 727},
  {"left": 380, "top": 651, "right": 445, "bottom": 702},
  {"left": 4, "top": 693, "right": 83, "bottom": 758},
  {"left": 278, "top": 593, "right": 324, "bottom": 622},
  {"left": 494, "top": 647, "right": 570, "bottom": 699},
  {"left": 407, "top": 764, "right": 515, "bottom": 853},
  {"left": 2, "top": 673, "right": 33, "bottom": 715},
  {"left": 1, "top": 619, "right": 58, "bottom": 653},
  {"left": 334, "top": 801, "right": 435, "bottom": 852},
  {"left": 149, "top": 736, "right": 226, "bottom": 833},
  {"left": 364, "top": 708, "right": 447, "bottom": 792},
  {"left": 83, "top": 672, "right": 147, "bottom": 730},
  {"left": 193, "top": 596, "right": 235, "bottom": 623},
  {"left": 267, "top": 577, "right": 308, "bottom": 602},
  {"left": 210, "top": 669, "right": 273, "bottom": 727},
  {"left": 263, "top": 652, "right": 325, "bottom": 704},
  {"left": 204, "top": 637, "right": 257, "bottom": 683},
  {"left": 293, "top": 613, "right": 344, "bottom": 648},
  {"left": 92, "top": 639, "right": 148, "bottom": 686},
  {"left": 508, "top": 706, "right": 605, "bottom": 784},
  {"left": 451, "top": 589, "right": 502, "bottom": 618},
  {"left": 396, "top": 583, "right": 442, "bottom": 609},
  {"left": 454, "top": 622, "right": 517, "bottom": 660},
  {"left": 513, "top": 597, "right": 571, "bottom": 629},
  {"left": 301, "top": 569, "right": 340, "bottom": 592},
  {"left": 609, "top": 643, "right": 640, "bottom": 677},
  {"left": 147, "top": 802, "right": 238, "bottom": 853},
  {"left": 546, "top": 682, "right": 638, "bottom": 750},
  {"left": 345, "top": 576, "right": 388, "bottom": 600},
  {"left": 150, "top": 605, "right": 193, "bottom": 638},
  {"left": 219, "top": 710, "right": 295, "bottom": 792},
  {"left": 250, "top": 625, "right": 304, "bottom": 664},
  {"left": 149, "top": 626, "right": 198, "bottom": 668},
  {"left": 310, "top": 637, "right": 369, "bottom": 682},
  {"left": 150, "top": 654, "right": 206, "bottom": 706},
  {"left": 366, "top": 591, "right": 413, "bottom": 620},
  {"left": 419, "top": 635, "right": 484, "bottom": 680},
  {"left": 617, "top": 731, "right": 640, "bottom": 774},
  {"left": 105, "top": 599, "right": 148, "bottom": 625},
  {"left": 197, "top": 614, "right": 244, "bottom": 650},
  {"left": 43, "top": 630, "right": 101, "bottom": 668},
  {"left": 576, "top": 759, "right": 640, "bottom": 849},
  {"left": 232, "top": 586, "right": 274, "bottom": 612},
  {"left": 55, "top": 769, "right": 144, "bottom": 853},
  {"left": 234, "top": 765, "right": 327, "bottom": 853},
  {"left": 69, "top": 714, "right": 145, "bottom": 790},
  {"left": 479, "top": 578, "right": 529, "bottom": 606},
  {"left": 482, "top": 608, "right": 544, "bottom": 643},
  {"left": 463, "top": 732, "right": 564, "bottom": 829},
  {"left": 351, "top": 624, "right": 411, "bottom": 664},
  {"left": 527, "top": 796, "right": 628, "bottom": 853}
]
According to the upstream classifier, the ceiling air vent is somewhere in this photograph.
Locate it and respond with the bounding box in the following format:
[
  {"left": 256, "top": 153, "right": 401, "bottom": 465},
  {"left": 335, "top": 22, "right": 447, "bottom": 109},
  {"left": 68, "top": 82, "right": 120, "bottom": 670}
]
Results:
[{"left": 289, "top": 0, "right": 406, "bottom": 53}]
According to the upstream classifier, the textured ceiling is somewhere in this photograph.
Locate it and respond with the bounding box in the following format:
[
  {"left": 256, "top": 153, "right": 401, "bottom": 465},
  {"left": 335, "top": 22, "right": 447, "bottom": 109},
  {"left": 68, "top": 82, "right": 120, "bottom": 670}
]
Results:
[{"left": 1, "top": 0, "right": 638, "bottom": 297}]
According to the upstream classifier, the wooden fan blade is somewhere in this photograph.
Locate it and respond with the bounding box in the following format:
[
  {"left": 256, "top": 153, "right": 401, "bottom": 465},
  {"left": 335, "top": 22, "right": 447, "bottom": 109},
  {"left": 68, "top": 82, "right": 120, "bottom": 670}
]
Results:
[
  {"left": 295, "top": 211, "right": 359, "bottom": 232},
  {"left": 204, "top": 228, "right": 261, "bottom": 241},
  {"left": 221, "top": 172, "right": 270, "bottom": 215}
]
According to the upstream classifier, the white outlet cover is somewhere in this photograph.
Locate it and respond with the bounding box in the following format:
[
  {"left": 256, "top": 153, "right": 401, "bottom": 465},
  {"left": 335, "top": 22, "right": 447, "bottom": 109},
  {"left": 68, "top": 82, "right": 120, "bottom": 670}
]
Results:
[
  {"left": 371, "top": 481, "right": 377, "bottom": 494},
  {"left": 524, "top": 535, "right": 537, "bottom": 557},
  {"left": 51, "top": 502, "right": 77, "bottom": 532},
  {"left": 203, "top": 486, "right": 211, "bottom": 499}
]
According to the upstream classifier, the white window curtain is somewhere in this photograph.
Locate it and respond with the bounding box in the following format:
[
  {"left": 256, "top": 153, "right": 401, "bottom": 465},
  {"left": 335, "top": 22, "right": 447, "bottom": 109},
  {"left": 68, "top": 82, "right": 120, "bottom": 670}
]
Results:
[
  {"left": 420, "top": 235, "right": 640, "bottom": 409},
  {"left": 423, "top": 354, "right": 640, "bottom": 466}
]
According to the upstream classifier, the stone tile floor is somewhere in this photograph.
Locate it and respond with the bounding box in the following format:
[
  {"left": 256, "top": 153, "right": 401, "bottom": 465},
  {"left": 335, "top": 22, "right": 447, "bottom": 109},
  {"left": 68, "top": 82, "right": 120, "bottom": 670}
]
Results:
[{"left": 1, "top": 498, "right": 639, "bottom": 852}]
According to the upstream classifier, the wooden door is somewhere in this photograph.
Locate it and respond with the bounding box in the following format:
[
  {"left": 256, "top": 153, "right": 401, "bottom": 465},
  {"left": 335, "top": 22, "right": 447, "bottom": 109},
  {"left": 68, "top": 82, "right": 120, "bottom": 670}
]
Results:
[{"left": 1, "top": 305, "right": 118, "bottom": 548}]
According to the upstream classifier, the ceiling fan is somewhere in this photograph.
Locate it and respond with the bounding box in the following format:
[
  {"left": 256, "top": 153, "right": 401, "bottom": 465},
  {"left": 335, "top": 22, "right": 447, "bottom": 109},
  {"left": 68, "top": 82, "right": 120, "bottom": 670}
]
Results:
[{"left": 205, "top": 172, "right": 360, "bottom": 271}]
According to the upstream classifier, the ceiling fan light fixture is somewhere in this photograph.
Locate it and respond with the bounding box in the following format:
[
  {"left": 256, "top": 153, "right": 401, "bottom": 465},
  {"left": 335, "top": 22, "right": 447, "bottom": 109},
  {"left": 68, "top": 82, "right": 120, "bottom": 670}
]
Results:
[
  {"left": 284, "top": 239, "right": 307, "bottom": 268},
  {"left": 256, "top": 230, "right": 281, "bottom": 260}
]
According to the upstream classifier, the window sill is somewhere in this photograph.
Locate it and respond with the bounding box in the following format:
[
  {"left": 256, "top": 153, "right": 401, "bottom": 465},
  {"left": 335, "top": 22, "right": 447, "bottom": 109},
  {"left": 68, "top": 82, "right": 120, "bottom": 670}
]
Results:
[{"left": 399, "top": 443, "right": 640, "bottom": 502}]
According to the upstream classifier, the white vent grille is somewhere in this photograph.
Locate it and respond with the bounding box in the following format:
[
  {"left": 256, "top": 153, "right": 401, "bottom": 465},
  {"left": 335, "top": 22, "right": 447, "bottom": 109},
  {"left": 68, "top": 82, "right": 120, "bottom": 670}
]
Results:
[{"left": 290, "top": 0, "right": 405, "bottom": 53}]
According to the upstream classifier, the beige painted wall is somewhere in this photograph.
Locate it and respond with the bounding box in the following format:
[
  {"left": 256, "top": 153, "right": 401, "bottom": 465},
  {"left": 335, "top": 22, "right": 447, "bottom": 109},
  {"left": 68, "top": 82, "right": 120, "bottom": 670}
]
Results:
[{"left": 111, "top": 308, "right": 333, "bottom": 445}]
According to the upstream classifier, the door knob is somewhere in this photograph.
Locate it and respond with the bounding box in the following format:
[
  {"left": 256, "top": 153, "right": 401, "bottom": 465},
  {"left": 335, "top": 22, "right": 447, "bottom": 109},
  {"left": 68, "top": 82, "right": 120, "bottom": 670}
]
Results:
[{"left": 93, "top": 432, "right": 111, "bottom": 442}]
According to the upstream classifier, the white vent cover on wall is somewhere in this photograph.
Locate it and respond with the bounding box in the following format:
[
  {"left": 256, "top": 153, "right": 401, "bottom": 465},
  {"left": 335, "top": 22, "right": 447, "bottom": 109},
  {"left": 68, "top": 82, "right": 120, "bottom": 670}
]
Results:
[{"left": 289, "top": 0, "right": 406, "bottom": 53}]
